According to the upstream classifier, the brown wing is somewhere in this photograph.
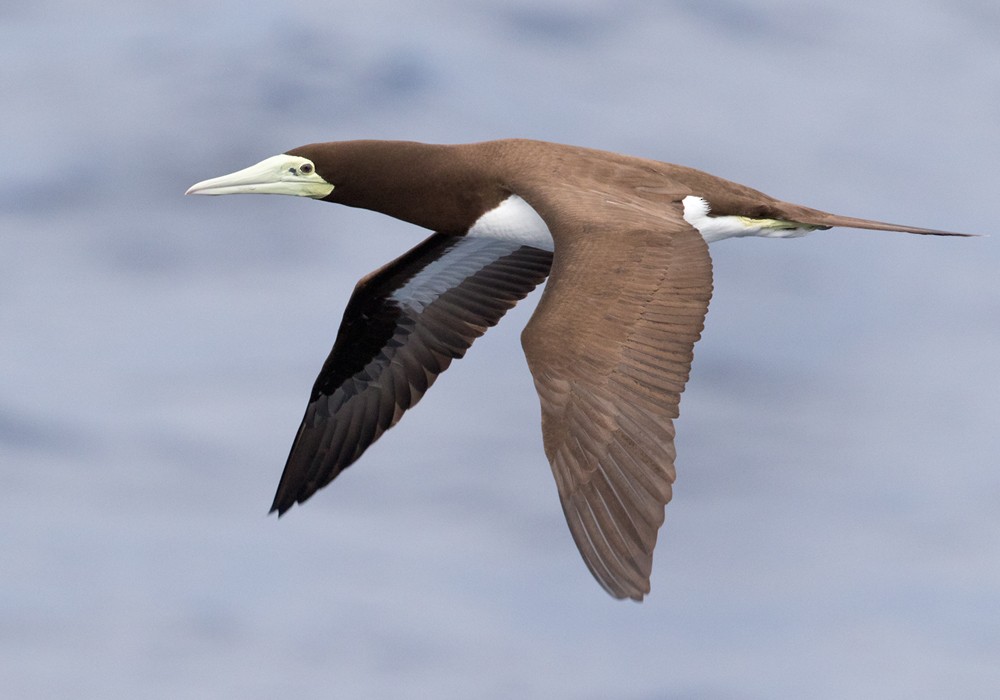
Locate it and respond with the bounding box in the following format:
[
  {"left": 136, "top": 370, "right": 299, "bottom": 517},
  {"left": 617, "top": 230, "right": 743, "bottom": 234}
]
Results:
[
  {"left": 521, "top": 218, "right": 712, "bottom": 600},
  {"left": 271, "top": 233, "right": 552, "bottom": 514}
]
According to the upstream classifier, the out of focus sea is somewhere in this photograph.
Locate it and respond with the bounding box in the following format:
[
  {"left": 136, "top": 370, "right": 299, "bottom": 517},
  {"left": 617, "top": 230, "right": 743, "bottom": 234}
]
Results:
[{"left": 2, "top": 2, "right": 998, "bottom": 698}]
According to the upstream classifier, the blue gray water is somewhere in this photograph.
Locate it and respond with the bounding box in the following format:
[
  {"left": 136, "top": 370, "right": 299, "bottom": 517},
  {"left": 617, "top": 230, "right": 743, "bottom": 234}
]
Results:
[{"left": 3, "top": 1, "right": 998, "bottom": 697}]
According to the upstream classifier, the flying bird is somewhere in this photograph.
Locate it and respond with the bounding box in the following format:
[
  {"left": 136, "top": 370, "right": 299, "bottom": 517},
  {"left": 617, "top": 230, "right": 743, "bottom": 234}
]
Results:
[{"left": 187, "top": 139, "right": 970, "bottom": 600}]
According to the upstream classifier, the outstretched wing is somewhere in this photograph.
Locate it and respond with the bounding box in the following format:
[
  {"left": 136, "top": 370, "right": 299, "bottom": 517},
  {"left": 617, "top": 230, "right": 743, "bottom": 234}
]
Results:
[
  {"left": 521, "top": 219, "right": 712, "bottom": 600},
  {"left": 272, "top": 233, "right": 552, "bottom": 514}
]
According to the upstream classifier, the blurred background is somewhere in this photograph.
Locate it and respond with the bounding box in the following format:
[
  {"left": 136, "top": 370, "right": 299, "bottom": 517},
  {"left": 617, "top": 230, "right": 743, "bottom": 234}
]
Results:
[{"left": 2, "top": 1, "right": 998, "bottom": 697}]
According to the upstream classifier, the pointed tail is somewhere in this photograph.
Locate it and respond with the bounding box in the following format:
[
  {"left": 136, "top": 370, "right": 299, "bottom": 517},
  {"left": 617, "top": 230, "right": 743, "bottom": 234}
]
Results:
[{"left": 792, "top": 208, "right": 979, "bottom": 237}]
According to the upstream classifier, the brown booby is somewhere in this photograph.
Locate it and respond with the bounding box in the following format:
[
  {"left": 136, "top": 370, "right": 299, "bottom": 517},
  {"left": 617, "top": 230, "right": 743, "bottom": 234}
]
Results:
[{"left": 187, "top": 139, "right": 971, "bottom": 600}]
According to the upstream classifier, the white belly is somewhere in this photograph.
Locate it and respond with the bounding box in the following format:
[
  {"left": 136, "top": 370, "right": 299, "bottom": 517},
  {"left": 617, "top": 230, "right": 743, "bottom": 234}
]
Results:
[{"left": 682, "top": 195, "right": 820, "bottom": 243}]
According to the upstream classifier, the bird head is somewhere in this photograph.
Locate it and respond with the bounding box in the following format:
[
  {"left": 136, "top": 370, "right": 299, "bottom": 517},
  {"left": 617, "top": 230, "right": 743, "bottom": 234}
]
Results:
[{"left": 185, "top": 151, "right": 335, "bottom": 199}]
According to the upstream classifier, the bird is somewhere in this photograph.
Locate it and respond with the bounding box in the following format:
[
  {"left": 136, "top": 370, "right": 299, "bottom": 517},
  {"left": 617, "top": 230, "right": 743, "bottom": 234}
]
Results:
[{"left": 187, "top": 138, "right": 971, "bottom": 600}]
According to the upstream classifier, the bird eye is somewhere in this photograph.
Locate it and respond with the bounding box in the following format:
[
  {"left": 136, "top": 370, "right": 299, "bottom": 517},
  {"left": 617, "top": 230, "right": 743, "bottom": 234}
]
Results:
[{"left": 300, "top": 162, "right": 314, "bottom": 174}]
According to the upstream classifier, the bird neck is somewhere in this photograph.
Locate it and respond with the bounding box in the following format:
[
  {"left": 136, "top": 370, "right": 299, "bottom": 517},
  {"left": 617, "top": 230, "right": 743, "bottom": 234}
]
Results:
[{"left": 321, "top": 141, "right": 506, "bottom": 233}]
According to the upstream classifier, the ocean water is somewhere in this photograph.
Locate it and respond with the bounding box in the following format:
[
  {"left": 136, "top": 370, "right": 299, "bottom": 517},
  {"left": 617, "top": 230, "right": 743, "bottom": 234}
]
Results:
[{"left": 2, "top": 1, "right": 998, "bottom": 697}]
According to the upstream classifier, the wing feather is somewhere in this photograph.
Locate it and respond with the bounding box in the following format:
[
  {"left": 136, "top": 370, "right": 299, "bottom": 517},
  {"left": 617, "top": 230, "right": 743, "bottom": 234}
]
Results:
[
  {"left": 521, "top": 219, "right": 712, "bottom": 600},
  {"left": 271, "top": 233, "right": 552, "bottom": 514}
]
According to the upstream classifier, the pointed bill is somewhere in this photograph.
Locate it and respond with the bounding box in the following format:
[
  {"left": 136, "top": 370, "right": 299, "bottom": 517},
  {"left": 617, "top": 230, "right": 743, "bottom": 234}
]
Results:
[{"left": 185, "top": 154, "right": 334, "bottom": 198}]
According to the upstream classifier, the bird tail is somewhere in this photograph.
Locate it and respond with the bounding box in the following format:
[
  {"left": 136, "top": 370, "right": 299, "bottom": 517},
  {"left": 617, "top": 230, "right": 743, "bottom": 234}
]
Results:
[{"left": 790, "top": 208, "right": 978, "bottom": 237}]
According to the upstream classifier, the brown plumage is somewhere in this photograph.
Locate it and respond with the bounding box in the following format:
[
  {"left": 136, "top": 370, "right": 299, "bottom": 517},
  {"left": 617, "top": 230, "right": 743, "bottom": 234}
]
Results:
[{"left": 188, "top": 139, "right": 972, "bottom": 600}]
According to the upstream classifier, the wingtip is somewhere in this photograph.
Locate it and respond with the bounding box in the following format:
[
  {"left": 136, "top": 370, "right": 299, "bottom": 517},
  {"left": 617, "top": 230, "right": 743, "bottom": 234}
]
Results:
[
  {"left": 610, "top": 584, "right": 648, "bottom": 602},
  {"left": 269, "top": 498, "right": 292, "bottom": 517}
]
